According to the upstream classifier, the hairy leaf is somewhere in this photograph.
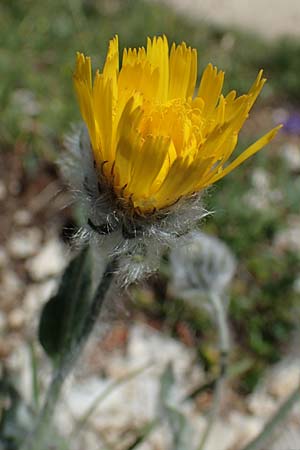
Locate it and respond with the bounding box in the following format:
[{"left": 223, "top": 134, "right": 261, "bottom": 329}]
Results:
[{"left": 38, "top": 247, "right": 92, "bottom": 361}]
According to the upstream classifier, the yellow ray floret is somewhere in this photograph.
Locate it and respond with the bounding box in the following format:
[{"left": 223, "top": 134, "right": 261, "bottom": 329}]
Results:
[{"left": 73, "top": 35, "right": 281, "bottom": 214}]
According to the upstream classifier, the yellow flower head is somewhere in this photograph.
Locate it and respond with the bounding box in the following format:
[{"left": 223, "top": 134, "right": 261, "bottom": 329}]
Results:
[{"left": 73, "top": 35, "right": 281, "bottom": 216}]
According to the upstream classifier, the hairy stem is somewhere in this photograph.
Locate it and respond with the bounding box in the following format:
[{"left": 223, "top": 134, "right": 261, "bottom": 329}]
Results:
[
  {"left": 197, "top": 291, "right": 230, "bottom": 450},
  {"left": 22, "top": 257, "right": 118, "bottom": 450}
]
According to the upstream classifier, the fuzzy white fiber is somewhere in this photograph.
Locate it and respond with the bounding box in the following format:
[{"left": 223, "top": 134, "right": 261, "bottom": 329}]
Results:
[
  {"left": 169, "top": 230, "right": 236, "bottom": 299},
  {"left": 61, "top": 125, "right": 210, "bottom": 285}
]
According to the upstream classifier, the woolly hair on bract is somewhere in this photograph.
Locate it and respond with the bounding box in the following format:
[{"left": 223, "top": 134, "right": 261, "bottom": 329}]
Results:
[
  {"left": 62, "top": 125, "right": 209, "bottom": 285},
  {"left": 169, "top": 230, "right": 236, "bottom": 300}
]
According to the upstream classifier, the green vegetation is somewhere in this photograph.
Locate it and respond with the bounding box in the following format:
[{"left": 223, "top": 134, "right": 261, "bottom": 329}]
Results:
[
  {"left": 206, "top": 150, "right": 300, "bottom": 392},
  {"left": 1, "top": 0, "right": 300, "bottom": 392}
]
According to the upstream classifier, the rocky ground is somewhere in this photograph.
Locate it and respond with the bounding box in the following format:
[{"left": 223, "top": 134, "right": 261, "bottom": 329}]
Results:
[
  {"left": 153, "top": 0, "right": 300, "bottom": 40},
  {"left": 1, "top": 110, "right": 300, "bottom": 449}
]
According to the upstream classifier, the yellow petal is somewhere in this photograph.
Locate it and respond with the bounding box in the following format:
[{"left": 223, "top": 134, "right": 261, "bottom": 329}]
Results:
[
  {"left": 207, "top": 125, "right": 282, "bottom": 185},
  {"left": 73, "top": 52, "right": 92, "bottom": 90},
  {"left": 146, "top": 35, "right": 169, "bottom": 102},
  {"left": 247, "top": 69, "right": 266, "bottom": 109},
  {"left": 197, "top": 64, "right": 224, "bottom": 117},
  {"left": 118, "top": 60, "right": 159, "bottom": 100},
  {"left": 114, "top": 96, "right": 143, "bottom": 188},
  {"left": 154, "top": 156, "right": 213, "bottom": 209},
  {"left": 73, "top": 53, "right": 98, "bottom": 151},
  {"left": 128, "top": 135, "right": 171, "bottom": 202},
  {"left": 168, "top": 42, "right": 197, "bottom": 100},
  {"left": 103, "top": 35, "right": 119, "bottom": 80},
  {"left": 102, "top": 35, "right": 119, "bottom": 101},
  {"left": 93, "top": 72, "right": 113, "bottom": 162}
]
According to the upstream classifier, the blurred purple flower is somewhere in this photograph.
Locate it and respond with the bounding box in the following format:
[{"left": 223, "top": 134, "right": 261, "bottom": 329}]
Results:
[{"left": 283, "top": 112, "right": 300, "bottom": 135}]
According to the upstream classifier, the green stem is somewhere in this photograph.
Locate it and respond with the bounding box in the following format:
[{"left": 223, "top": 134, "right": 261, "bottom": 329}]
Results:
[
  {"left": 29, "top": 342, "right": 40, "bottom": 413},
  {"left": 241, "top": 382, "right": 300, "bottom": 450},
  {"left": 22, "top": 257, "right": 118, "bottom": 450},
  {"left": 197, "top": 291, "right": 230, "bottom": 450}
]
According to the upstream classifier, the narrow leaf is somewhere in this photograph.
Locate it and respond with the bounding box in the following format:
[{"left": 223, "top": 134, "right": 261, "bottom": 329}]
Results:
[
  {"left": 159, "top": 363, "right": 193, "bottom": 450},
  {"left": 38, "top": 247, "right": 92, "bottom": 360}
]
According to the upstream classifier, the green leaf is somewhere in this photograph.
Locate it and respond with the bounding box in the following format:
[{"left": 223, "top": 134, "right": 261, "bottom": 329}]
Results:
[
  {"left": 241, "top": 383, "right": 300, "bottom": 450},
  {"left": 38, "top": 247, "right": 93, "bottom": 361},
  {"left": 160, "top": 362, "right": 175, "bottom": 405},
  {"left": 159, "top": 364, "right": 193, "bottom": 450}
]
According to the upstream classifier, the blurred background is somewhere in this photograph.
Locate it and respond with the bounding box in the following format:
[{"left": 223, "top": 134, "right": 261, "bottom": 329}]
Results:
[{"left": 1, "top": 0, "right": 300, "bottom": 449}]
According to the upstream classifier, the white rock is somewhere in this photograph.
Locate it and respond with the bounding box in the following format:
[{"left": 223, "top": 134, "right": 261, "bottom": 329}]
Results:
[
  {"left": 267, "top": 360, "right": 300, "bottom": 398},
  {"left": 247, "top": 390, "right": 277, "bottom": 417},
  {"left": 58, "top": 323, "right": 204, "bottom": 449},
  {"left": 13, "top": 209, "right": 33, "bottom": 226},
  {"left": 245, "top": 168, "right": 283, "bottom": 211},
  {"left": 63, "top": 377, "right": 108, "bottom": 420},
  {"left": 72, "top": 431, "right": 100, "bottom": 450},
  {"left": 6, "top": 342, "right": 37, "bottom": 404},
  {"left": 8, "top": 308, "right": 25, "bottom": 330},
  {"left": 280, "top": 142, "right": 300, "bottom": 171},
  {"left": 243, "top": 190, "right": 269, "bottom": 210},
  {"left": 8, "top": 228, "right": 42, "bottom": 259},
  {"left": 229, "top": 412, "right": 264, "bottom": 448},
  {"left": 270, "top": 423, "right": 300, "bottom": 450},
  {"left": 23, "top": 279, "right": 58, "bottom": 319},
  {"left": 156, "top": 0, "right": 300, "bottom": 40},
  {"left": 26, "top": 238, "right": 68, "bottom": 280},
  {"left": 128, "top": 323, "right": 200, "bottom": 378},
  {"left": 0, "top": 270, "right": 23, "bottom": 302},
  {"left": 135, "top": 424, "right": 172, "bottom": 450},
  {"left": 251, "top": 168, "right": 271, "bottom": 191},
  {"left": 274, "top": 218, "right": 300, "bottom": 252},
  {"left": 202, "top": 418, "right": 238, "bottom": 450}
]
